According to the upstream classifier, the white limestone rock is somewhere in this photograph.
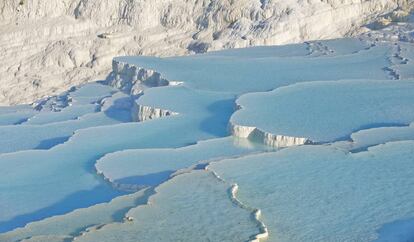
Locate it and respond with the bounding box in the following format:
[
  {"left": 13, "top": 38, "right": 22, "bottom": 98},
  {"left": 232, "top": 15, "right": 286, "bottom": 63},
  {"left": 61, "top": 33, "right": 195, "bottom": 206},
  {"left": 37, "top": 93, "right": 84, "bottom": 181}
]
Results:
[{"left": 1, "top": 0, "right": 411, "bottom": 105}]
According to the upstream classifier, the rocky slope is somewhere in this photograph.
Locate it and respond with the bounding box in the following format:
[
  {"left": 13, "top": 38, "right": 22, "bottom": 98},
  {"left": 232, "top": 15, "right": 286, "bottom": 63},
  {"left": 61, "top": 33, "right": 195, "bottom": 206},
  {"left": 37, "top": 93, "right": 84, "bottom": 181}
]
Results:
[{"left": 0, "top": 0, "right": 412, "bottom": 105}]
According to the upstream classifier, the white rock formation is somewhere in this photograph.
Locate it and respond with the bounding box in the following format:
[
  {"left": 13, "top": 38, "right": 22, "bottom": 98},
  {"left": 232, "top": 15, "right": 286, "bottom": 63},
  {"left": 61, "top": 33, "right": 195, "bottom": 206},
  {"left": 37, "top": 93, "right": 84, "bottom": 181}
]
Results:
[
  {"left": 110, "top": 60, "right": 171, "bottom": 97},
  {"left": 110, "top": 59, "right": 179, "bottom": 121},
  {"left": 131, "top": 101, "right": 178, "bottom": 122},
  {"left": 229, "top": 102, "right": 310, "bottom": 147},
  {"left": 0, "top": 0, "right": 412, "bottom": 105},
  {"left": 229, "top": 122, "right": 310, "bottom": 147}
]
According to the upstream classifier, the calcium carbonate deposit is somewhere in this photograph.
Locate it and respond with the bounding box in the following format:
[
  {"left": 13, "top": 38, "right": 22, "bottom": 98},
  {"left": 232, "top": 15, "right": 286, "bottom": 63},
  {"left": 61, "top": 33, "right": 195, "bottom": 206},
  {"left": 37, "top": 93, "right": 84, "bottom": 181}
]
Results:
[
  {"left": 0, "top": 0, "right": 413, "bottom": 105},
  {"left": 1, "top": 1, "right": 414, "bottom": 242}
]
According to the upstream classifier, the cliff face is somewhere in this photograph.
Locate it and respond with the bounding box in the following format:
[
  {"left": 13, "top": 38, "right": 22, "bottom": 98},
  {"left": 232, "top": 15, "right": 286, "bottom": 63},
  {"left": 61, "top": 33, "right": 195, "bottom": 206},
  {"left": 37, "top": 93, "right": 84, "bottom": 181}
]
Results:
[{"left": 0, "top": 0, "right": 411, "bottom": 105}]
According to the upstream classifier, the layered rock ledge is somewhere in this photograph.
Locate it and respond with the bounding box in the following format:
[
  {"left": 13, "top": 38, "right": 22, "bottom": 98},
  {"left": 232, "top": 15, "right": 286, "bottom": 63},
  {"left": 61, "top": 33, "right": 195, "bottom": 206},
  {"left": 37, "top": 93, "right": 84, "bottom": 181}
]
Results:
[{"left": 229, "top": 122, "right": 311, "bottom": 148}]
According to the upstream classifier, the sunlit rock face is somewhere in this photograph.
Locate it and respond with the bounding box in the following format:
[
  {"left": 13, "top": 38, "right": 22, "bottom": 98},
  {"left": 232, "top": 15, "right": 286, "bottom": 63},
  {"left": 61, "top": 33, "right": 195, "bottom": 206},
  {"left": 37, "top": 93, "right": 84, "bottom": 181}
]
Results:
[
  {"left": 110, "top": 60, "right": 171, "bottom": 97},
  {"left": 229, "top": 122, "right": 310, "bottom": 147},
  {"left": 0, "top": 0, "right": 412, "bottom": 105},
  {"left": 131, "top": 103, "right": 178, "bottom": 122}
]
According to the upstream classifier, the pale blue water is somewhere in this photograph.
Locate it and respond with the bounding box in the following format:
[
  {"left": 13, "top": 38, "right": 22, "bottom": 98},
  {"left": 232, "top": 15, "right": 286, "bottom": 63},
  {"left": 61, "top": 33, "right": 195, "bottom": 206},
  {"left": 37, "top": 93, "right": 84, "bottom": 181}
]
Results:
[
  {"left": 77, "top": 171, "right": 261, "bottom": 242},
  {"left": 209, "top": 141, "right": 414, "bottom": 241},
  {"left": 115, "top": 42, "right": 391, "bottom": 94},
  {"left": 231, "top": 79, "right": 414, "bottom": 143},
  {"left": 0, "top": 92, "right": 132, "bottom": 153},
  {"left": 0, "top": 38, "right": 413, "bottom": 241},
  {"left": 23, "top": 104, "right": 99, "bottom": 125},
  {"left": 96, "top": 137, "right": 272, "bottom": 188},
  {"left": 0, "top": 110, "right": 36, "bottom": 125}
]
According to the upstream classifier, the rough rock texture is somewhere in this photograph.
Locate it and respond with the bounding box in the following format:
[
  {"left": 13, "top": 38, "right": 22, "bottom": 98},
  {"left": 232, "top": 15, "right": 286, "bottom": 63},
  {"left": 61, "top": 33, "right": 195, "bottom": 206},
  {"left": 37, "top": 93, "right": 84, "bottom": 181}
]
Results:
[
  {"left": 0, "top": 0, "right": 412, "bottom": 105},
  {"left": 229, "top": 122, "right": 310, "bottom": 147},
  {"left": 131, "top": 102, "right": 178, "bottom": 122},
  {"left": 109, "top": 59, "right": 171, "bottom": 97}
]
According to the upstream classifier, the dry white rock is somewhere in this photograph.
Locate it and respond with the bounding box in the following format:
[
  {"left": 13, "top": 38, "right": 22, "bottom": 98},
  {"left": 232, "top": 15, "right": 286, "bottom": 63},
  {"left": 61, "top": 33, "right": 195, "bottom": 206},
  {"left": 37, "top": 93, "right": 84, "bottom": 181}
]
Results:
[{"left": 0, "top": 0, "right": 412, "bottom": 105}]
